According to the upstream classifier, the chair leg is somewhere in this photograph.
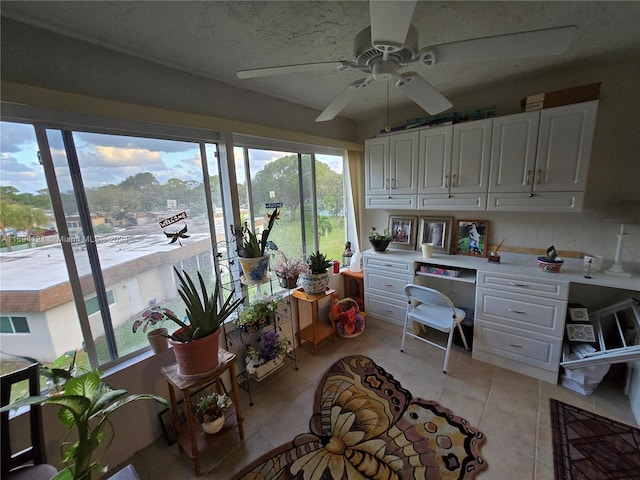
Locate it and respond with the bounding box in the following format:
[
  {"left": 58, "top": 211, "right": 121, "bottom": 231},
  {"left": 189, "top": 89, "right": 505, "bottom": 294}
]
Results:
[
  {"left": 400, "top": 313, "right": 409, "bottom": 353},
  {"left": 442, "top": 327, "right": 456, "bottom": 373},
  {"left": 456, "top": 321, "right": 470, "bottom": 351}
]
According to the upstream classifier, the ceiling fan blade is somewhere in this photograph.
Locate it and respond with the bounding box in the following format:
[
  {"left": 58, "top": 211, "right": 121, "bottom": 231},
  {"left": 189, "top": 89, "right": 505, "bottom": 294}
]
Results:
[
  {"left": 395, "top": 73, "right": 452, "bottom": 115},
  {"left": 316, "top": 77, "right": 372, "bottom": 122},
  {"left": 431, "top": 25, "right": 577, "bottom": 65},
  {"left": 370, "top": 0, "right": 417, "bottom": 55},
  {"left": 237, "top": 61, "right": 345, "bottom": 79}
]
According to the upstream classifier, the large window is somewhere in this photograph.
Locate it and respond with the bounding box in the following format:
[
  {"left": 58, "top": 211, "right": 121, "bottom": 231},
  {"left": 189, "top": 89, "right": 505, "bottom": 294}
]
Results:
[{"left": 0, "top": 113, "right": 347, "bottom": 372}]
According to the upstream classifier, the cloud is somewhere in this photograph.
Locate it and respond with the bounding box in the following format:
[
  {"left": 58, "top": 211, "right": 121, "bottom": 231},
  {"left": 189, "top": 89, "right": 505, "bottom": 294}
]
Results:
[
  {"left": 75, "top": 132, "right": 199, "bottom": 153},
  {"left": 0, "top": 122, "right": 37, "bottom": 153}
]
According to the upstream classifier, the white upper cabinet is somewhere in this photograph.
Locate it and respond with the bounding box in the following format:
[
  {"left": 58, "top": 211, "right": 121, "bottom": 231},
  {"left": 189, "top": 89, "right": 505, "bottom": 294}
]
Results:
[
  {"left": 489, "top": 111, "right": 541, "bottom": 193},
  {"left": 365, "top": 132, "right": 418, "bottom": 196},
  {"left": 535, "top": 101, "right": 598, "bottom": 192},
  {"left": 417, "top": 125, "right": 452, "bottom": 194},
  {"left": 451, "top": 118, "right": 493, "bottom": 194}
]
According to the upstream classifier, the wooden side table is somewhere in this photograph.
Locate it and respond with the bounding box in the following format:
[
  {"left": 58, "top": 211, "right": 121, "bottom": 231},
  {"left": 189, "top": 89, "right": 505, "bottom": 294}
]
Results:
[
  {"left": 161, "top": 349, "right": 244, "bottom": 476},
  {"left": 293, "top": 288, "right": 336, "bottom": 354},
  {"left": 341, "top": 269, "right": 364, "bottom": 311}
]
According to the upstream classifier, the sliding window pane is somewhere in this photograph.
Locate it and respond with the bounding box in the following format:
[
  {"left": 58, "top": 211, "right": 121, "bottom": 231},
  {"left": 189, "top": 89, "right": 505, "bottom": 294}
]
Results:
[{"left": 316, "top": 154, "right": 345, "bottom": 262}]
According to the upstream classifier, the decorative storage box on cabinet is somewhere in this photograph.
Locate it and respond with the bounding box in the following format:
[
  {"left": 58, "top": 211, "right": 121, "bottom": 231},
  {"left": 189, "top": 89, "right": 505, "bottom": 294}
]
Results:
[{"left": 473, "top": 271, "right": 569, "bottom": 383}]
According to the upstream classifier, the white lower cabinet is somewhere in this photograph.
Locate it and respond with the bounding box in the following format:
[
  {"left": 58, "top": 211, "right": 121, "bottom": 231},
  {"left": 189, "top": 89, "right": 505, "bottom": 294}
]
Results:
[
  {"left": 364, "top": 254, "right": 413, "bottom": 326},
  {"left": 473, "top": 271, "right": 569, "bottom": 383}
]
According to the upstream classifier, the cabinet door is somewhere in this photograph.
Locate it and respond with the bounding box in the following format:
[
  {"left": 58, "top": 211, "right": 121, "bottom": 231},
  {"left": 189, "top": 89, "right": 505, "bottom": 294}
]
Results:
[
  {"left": 489, "top": 111, "right": 540, "bottom": 193},
  {"left": 365, "top": 137, "right": 389, "bottom": 195},
  {"left": 534, "top": 101, "right": 598, "bottom": 192},
  {"left": 417, "top": 125, "right": 452, "bottom": 194},
  {"left": 451, "top": 118, "right": 492, "bottom": 193},
  {"left": 389, "top": 131, "right": 418, "bottom": 194}
]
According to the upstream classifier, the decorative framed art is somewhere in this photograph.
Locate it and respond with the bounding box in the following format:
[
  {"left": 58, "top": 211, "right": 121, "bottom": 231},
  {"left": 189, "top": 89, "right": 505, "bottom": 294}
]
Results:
[
  {"left": 418, "top": 216, "right": 453, "bottom": 254},
  {"left": 388, "top": 216, "right": 417, "bottom": 250},
  {"left": 455, "top": 220, "right": 489, "bottom": 257}
]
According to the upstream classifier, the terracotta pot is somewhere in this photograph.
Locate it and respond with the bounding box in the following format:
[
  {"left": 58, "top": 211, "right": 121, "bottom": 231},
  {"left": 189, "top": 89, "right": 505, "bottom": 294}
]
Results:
[
  {"left": 146, "top": 327, "right": 169, "bottom": 354},
  {"left": 239, "top": 255, "right": 270, "bottom": 283},
  {"left": 170, "top": 328, "right": 221, "bottom": 379},
  {"left": 202, "top": 414, "right": 225, "bottom": 434},
  {"left": 299, "top": 272, "right": 329, "bottom": 295}
]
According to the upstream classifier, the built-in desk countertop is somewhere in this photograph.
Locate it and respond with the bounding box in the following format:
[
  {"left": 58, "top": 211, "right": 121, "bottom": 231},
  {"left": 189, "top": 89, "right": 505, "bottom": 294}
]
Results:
[{"left": 363, "top": 249, "right": 640, "bottom": 292}]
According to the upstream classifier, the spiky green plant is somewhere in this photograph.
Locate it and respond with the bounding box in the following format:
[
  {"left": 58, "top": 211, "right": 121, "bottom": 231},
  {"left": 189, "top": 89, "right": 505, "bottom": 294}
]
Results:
[
  {"left": 233, "top": 207, "right": 279, "bottom": 257},
  {"left": 307, "top": 251, "right": 332, "bottom": 274},
  {"left": 167, "top": 268, "right": 244, "bottom": 343},
  {"left": 0, "top": 369, "right": 169, "bottom": 480}
]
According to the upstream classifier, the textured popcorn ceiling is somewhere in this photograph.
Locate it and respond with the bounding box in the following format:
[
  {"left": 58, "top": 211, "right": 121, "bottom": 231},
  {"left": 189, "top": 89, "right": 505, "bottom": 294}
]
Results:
[{"left": 2, "top": 1, "right": 639, "bottom": 121}]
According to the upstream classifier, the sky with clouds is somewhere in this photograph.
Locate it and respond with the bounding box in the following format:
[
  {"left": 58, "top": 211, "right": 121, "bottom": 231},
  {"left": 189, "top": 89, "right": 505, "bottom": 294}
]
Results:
[{"left": 1, "top": 122, "right": 343, "bottom": 197}]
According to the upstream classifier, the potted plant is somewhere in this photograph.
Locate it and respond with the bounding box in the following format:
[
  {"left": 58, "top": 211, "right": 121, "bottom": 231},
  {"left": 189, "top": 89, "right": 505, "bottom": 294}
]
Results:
[
  {"left": 194, "top": 392, "right": 232, "bottom": 434},
  {"left": 245, "top": 330, "right": 292, "bottom": 381},
  {"left": 232, "top": 207, "right": 279, "bottom": 283},
  {"left": 299, "top": 250, "right": 332, "bottom": 295},
  {"left": 0, "top": 369, "right": 169, "bottom": 480},
  {"left": 236, "top": 296, "right": 282, "bottom": 333},
  {"left": 164, "top": 268, "right": 244, "bottom": 378},
  {"left": 537, "top": 245, "right": 565, "bottom": 272},
  {"left": 368, "top": 227, "right": 392, "bottom": 252},
  {"left": 272, "top": 251, "right": 309, "bottom": 289},
  {"left": 132, "top": 305, "right": 174, "bottom": 354}
]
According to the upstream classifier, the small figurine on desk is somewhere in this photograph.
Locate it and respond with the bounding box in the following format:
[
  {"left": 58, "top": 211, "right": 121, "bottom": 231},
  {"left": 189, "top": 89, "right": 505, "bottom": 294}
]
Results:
[{"left": 343, "top": 241, "right": 353, "bottom": 266}]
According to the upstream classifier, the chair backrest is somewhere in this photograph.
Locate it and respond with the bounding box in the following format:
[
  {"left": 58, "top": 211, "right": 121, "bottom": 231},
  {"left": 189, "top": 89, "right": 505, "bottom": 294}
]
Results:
[
  {"left": 1, "top": 363, "right": 48, "bottom": 476},
  {"left": 404, "top": 284, "right": 457, "bottom": 315}
]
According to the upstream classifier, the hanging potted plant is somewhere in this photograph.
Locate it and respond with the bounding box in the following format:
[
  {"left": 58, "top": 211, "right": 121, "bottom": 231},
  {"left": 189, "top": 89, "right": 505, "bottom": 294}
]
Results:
[
  {"left": 299, "top": 250, "right": 332, "bottom": 295},
  {"left": 245, "top": 330, "right": 292, "bottom": 381},
  {"left": 273, "top": 251, "right": 309, "bottom": 289},
  {"left": 132, "top": 305, "right": 174, "bottom": 354},
  {"left": 232, "top": 207, "right": 279, "bottom": 284},
  {"left": 236, "top": 296, "right": 282, "bottom": 333},
  {"left": 164, "top": 268, "right": 244, "bottom": 378},
  {"left": 194, "top": 392, "right": 232, "bottom": 435}
]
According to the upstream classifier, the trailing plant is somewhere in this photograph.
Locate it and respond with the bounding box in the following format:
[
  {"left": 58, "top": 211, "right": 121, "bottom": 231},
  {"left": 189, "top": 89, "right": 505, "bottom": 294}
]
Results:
[
  {"left": 237, "top": 296, "right": 282, "bottom": 329},
  {"left": 0, "top": 369, "right": 169, "bottom": 480},
  {"left": 307, "top": 250, "right": 332, "bottom": 275},
  {"left": 165, "top": 268, "right": 244, "bottom": 343},
  {"left": 232, "top": 207, "right": 280, "bottom": 258}
]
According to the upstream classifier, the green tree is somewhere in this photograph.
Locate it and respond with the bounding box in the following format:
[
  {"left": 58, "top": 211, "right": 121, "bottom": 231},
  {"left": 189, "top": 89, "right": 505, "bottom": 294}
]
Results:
[{"left": 251, "top": 155, "right": 303, "bottom": 221}]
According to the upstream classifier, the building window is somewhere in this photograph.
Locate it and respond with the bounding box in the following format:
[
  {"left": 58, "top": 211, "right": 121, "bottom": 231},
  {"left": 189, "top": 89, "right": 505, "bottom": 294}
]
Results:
[
  {"left": 85, "top": 290, "right": 115, "bottom": 316},
  {"left": 0, "top": 316, "right": 30, "bottom": 334}
]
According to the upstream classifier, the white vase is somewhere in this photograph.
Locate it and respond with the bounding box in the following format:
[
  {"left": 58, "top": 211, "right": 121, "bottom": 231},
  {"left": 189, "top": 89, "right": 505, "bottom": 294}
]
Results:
[
  {"left": 251, "top": 356, "right": 284, "bottom": 381},
  {"left": 146, "top": 327, "right": 169, "bottom": 354},
  {"left": 201, "top": 414, "right": 225, "bottom": 434},
  {"left": 299, "top": 272, "right": 329, "bottom": 295}
]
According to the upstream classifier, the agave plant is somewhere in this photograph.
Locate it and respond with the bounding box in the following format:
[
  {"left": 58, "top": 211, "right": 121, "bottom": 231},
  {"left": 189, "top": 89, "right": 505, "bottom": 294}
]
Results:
[
  {"left": 0, "top": 369, "right": 169, "bottom": 480},
  {"left": 166, "top": 268, "right": 244, "bottom": 343},
  {"left": 307, "top": 251, "right": 333, "bottom": 274}
]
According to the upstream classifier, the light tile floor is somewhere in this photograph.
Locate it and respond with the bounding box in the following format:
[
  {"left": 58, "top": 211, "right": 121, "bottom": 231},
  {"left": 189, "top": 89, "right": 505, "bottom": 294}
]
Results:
[{"left": 120, "top": 318, "right": 638, "bottom": 479}]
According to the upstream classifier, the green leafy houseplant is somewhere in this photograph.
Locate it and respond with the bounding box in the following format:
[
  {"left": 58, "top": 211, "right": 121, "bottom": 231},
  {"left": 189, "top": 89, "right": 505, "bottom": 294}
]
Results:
[
  {"left": 166, "top": 268, "right": 244, "bottom": 343},
  {"left": 368, "top": 227, "right": 392, "bottom": 252},
  {"left": 307, "top": 250, "right": 332, "bottom": 274},
  {"left": 194, "top": 392, "right": 231, "bottom": 424},
  {"left": 232, "top": 207, "right": 280, "bottom": 258},
  {"left": 0, "top": 369, "right": 169, "bottom": 480},
  {"left": 237, "top": 296, "right": 282, "bottom": 332}
]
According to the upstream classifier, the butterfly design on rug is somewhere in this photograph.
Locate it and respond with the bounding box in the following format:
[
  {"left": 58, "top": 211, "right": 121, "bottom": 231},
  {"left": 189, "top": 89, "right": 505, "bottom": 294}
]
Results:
[{"left": 233, "top": 355, "right": 485, "bottom": 480}]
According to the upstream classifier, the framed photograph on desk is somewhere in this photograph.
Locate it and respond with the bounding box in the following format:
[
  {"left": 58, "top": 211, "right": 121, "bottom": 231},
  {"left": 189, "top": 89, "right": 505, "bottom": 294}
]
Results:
[
  {"left": 455, "top": 220, "right": 488, "bottom": 257},
  {"left": 389, "top": 216, "right": 417, "bottom": 249},
  {"left": 418, "top": 216, "right": 453, "bottom": 254}
]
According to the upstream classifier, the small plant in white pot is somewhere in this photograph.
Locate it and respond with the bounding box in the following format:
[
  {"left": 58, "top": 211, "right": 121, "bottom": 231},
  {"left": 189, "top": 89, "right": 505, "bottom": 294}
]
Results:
[
  {"left": 299, "top": 250, "right": 332, "bottom": 295},
  {"left": 194, "top": 392, "right": 232, "bottom": 434}
]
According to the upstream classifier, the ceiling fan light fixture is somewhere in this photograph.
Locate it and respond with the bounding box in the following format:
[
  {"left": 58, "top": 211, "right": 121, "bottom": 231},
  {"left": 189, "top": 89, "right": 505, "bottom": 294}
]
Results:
[{"left": 372, "top": 61, "right": 398, "bottom": 81}]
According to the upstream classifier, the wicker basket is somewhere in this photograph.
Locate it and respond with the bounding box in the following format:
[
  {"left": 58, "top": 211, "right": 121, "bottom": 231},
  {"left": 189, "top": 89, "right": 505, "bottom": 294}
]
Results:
[{"left": 329, "top": 297, "right": 366, "bottom": 338}]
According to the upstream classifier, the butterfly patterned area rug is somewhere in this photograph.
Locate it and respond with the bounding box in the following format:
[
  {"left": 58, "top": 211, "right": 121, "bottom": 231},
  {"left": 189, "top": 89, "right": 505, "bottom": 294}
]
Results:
[
  {"left": 550, "top": 398, "right": 640, "bottom": 480},
  {"left": 233, "top": 355, "right": 487, "bottom": 480}
]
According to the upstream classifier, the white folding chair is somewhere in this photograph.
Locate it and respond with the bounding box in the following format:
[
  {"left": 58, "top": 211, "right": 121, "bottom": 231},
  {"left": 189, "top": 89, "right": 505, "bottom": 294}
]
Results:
[{"left": 400, "top": 284, "right": 469, "bottom": 373}]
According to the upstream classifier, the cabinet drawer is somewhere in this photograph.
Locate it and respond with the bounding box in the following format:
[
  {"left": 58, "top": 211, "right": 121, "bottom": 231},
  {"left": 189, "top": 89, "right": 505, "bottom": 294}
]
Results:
[
  {"left": 364, "top": 255, "right": 413, "bottom": 275},
  {"left": 417, "top": 193, "right": 487, "bottom": 211},
  {"left": 366, "top": 293, "right": 407, "bottom": 324},
  {"left": 476, "top": 287, "right": 566, "bottom": 337},
  {"left": 366, "top": 195, "right": 417, "bottom": 209},
  {"left": 477, "top": 271, "right": 568, "bottom": 300},
  {"left": 474, "top": 319, "right": 562, "bottom": 372},
  {"left": 365, "top": 271, "right": 410, "bottom": 299}
]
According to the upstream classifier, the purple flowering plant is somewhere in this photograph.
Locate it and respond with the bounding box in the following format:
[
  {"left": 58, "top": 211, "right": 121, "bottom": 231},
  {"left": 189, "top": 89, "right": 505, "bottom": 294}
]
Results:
[
  {"left": 245, "top": 330, "right": 292, "bottom": 373},
  {"left": 273, "top": 251, "right": 310, "bottom": 279}
]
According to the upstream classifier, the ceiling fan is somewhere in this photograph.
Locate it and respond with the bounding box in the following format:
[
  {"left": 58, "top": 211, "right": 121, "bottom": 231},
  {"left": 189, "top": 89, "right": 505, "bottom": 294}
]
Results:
[{"left": 236, "top": 1, "right": 576, "bottom": 122}]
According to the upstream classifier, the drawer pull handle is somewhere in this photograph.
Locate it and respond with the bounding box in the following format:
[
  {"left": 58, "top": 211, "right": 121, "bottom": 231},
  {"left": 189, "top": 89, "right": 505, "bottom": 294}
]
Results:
[
  {"left": 507, "top": 308, "right": 527, "bottom": 314},
  {"left": 509, "top": 282, "right": 529, "bottom": 287},
  {"left": 509, "top": 343, "right": 524, "bottom": 348},
  {"left": 383, "top": 263, "right": 393, "bottom": 267},
  {"left": 383, "top": 283, "right": 394, "bottom": 287},
  {"left": 384, "top": 310, "right": 393, "bottom": 314}
]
